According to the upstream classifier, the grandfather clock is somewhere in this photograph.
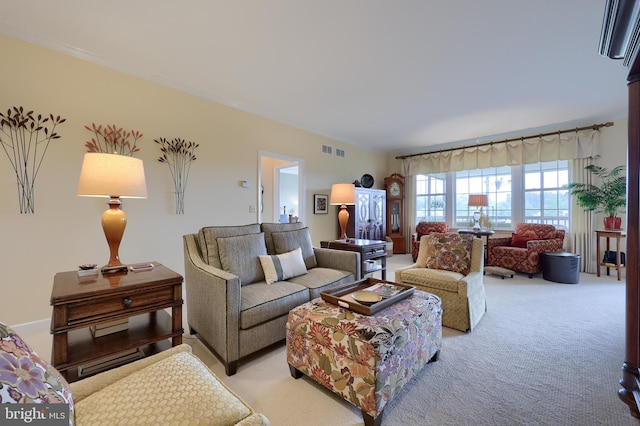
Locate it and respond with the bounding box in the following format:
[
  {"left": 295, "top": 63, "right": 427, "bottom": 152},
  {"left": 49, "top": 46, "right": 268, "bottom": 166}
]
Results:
[{"left": 385, "top": 174, "right": 405, "bottom": 254}]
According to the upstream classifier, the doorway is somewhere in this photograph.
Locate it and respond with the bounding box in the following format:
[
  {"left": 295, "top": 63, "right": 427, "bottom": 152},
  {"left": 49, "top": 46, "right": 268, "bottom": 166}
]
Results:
[{"left": 258, "top": 151, "right": 305, "bottom": 224}]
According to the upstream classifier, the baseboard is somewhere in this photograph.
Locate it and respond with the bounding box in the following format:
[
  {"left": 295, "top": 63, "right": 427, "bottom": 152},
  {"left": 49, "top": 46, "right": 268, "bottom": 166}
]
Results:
[{"left": 10, "top": 317, "right": 50, "bottom": 333}]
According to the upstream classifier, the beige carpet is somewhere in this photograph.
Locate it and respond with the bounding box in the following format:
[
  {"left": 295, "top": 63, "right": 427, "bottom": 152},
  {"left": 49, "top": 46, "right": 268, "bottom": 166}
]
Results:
[
  {"left": 14, "top": 254, "right": 636, "bottom": 425},
  {"left": 188, "top": 255, "right": 635, "bottom": 425}
]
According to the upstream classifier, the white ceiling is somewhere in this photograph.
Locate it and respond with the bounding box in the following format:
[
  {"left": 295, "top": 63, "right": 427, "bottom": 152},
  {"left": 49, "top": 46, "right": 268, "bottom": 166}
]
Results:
[{"left": 0, "top": 1, "right": 630, "bottom": 156}]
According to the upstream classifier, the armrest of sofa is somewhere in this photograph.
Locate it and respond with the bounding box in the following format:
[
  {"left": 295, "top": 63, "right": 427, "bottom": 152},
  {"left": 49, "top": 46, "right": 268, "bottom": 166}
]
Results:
[
  {"left": 314, "top": 247, "right": 361, "bottom": 279},
  {"left": 70, "top": 344, "right": 193, "bottom": 403},
  {"left": 526, "top": 238, "right": 564, "bottom": 253},
  {"left": 183, "top": 234, "right": 242, "bottom": 362}
]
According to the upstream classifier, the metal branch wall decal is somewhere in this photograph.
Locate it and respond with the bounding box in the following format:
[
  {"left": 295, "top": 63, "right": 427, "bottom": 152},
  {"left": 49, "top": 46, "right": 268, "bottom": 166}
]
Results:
[
  {"left": 84, "top": 123, "right": 143, "bottom": 156},
  {"left": 155, "top": 137, "right": 198, "bottom": 214},
  {"left": 0, "top": 107, "right": 66, "bottom": 213}
]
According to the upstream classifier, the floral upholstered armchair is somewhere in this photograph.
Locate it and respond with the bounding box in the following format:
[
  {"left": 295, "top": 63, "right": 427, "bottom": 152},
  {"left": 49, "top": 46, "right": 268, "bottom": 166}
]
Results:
[
  {"left": 487, "top": 223, "right": 565, "bottom": 278},
  {"left": 411, "top": 221, "right": 449, "bottom": 261}
]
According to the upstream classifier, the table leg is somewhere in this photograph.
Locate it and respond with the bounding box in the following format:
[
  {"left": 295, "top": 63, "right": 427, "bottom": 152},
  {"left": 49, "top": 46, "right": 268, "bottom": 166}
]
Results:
[
  {"left": 597, "top": 234, "right": 601, "bottom": 277},
  {"left": 606, "top": 237, "right": 611, "bottom": 276},
  {"left": 381, "top": 256, "right": 387, "bottom": 280},
  {"left": 616, "top": 235, "right": 622, "bottom": 281}
]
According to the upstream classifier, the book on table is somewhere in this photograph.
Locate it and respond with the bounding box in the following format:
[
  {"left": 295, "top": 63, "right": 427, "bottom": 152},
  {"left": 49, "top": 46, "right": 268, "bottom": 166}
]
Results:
[{"left": 364, "top": 282, "right": 404, "bottom": 298}]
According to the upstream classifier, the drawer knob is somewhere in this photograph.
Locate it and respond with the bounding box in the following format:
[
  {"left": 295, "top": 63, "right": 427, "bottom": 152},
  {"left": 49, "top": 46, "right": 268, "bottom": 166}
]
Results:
[{"left": 123, "top": 298, "right": 133, "bottom": 307}]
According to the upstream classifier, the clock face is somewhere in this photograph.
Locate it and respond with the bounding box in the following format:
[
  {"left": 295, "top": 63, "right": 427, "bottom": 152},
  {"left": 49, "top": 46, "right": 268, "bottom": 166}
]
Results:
[{"left": 390, "top": 181, "right": 401, "bottom": 197}]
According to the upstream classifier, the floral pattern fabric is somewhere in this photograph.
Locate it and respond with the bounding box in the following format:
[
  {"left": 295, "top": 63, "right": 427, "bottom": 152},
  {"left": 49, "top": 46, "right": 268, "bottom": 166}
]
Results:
[
  {"left": 487, "top": 223, "right": 565, "bottom": 276},
  {"left": 0, "top": 322, "right": 74, "bottom": 425},
  {"left": 286, "top": 291, "right": 442, "bottom": 421},
  {"left": 419, "top": 232, "right": 474, "bottom": 275},
  {"left": 411, "top": 221, "right": 448, "bottom": 261}
]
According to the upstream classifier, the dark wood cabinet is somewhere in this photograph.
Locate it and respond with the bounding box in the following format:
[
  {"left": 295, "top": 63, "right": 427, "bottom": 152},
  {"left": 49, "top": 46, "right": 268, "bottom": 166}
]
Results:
[
  {"left": 343, "top": 188, "right": 386, "bottom": 241},
  {"left": 321, "top": 239, "right": 387, "bottom": 280},
  {"left": 601, "top": 4, "right": 640, "bottom": 417}
]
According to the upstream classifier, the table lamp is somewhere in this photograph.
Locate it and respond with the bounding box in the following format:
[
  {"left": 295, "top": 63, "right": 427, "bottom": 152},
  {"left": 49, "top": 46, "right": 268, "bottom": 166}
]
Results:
[
  {"left": 77, "top": 153, "right": 148, "bottom": 272},
  {"left": 330, "top": 183, "right": 356, "bottom": 240},
  {"left": 468, "top": 194, "right": 488, "bottom": 230}
]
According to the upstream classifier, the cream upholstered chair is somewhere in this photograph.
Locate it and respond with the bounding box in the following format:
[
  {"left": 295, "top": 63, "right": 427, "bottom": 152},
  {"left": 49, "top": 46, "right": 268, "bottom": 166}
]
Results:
[
  {"left": 0, "top": 322, "right": 271, "bottom": 425},
  {"left": 396, "top": 233, "right": 486, "bottom": 332}
]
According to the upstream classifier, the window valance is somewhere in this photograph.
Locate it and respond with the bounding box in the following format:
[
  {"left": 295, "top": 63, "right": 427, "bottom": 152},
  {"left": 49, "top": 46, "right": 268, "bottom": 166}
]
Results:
[{"left": 401, "top": 129, "right": 600, "bottom": 176}]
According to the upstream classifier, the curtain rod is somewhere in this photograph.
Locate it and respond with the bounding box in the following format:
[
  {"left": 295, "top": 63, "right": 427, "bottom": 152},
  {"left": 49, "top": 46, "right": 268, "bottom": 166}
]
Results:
[{"left": 395, "top": 121, "right": 615, "bottom": 160}]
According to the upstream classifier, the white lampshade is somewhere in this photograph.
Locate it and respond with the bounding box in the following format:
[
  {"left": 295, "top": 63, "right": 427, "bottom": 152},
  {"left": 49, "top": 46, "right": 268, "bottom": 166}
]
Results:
[
  {"left": 77, "top": 153, "right": 147, "bottom": 198},
  {"left": 329, "top": 183, "right": 356, "bottom": 205}
]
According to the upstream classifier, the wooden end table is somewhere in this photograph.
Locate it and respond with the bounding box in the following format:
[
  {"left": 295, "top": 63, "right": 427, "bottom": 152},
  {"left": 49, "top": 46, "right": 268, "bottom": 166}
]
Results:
[
  {"left": 321, "top": 239, "right": 387, "bottom": 280},
  {"left": 595, "top": 229, "right": 626, "bottom": 281},
  {"left": 457, "top": 228, "right": 495, "bottom": 265},
  {"left": 50, "top": 262, "right": 183, "bottom": 382}
]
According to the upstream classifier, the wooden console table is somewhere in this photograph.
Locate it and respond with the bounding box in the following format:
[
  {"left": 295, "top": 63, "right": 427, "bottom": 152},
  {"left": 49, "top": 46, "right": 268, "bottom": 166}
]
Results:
[
  {"left": 596, "top": 229, "right": 626, "bottom": 281},
  {"left": 50, "top": 262, "right": 183, "bottom": 382},
  {"left": 321, "top": 239, "right": 387, "bottom": 280}
]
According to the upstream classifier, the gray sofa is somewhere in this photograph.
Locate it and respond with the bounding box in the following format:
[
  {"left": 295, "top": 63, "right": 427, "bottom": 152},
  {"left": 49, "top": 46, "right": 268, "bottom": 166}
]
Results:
[{"left": 183, "top": 222, "right": 360, "bottom": 375}]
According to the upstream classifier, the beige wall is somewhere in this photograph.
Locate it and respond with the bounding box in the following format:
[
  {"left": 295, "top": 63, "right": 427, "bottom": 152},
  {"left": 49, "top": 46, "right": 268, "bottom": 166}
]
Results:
[
  {"left": 0, "top": 34, "right": 388, "bottom": 325},
  {"left": 0, "top": 33, "right": 630, "bottom": 325}
]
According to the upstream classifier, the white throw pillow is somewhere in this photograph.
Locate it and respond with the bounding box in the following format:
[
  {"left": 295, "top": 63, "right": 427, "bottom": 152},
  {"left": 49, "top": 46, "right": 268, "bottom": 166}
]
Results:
[{"left": 259, "top": 247, "right": 308, "bottom": 284}]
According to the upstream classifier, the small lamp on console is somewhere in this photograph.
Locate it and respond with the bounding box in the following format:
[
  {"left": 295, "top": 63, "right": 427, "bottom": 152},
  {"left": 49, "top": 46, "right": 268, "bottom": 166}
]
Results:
[
  {"left": 77, "top": 153, "right": 147, "bottom": 272},
  {"left": 330, "top": 183, "right": 356, "bottom": 240},
  {"left": 468, "top": 194, "right": 488, "bottom": 230}
]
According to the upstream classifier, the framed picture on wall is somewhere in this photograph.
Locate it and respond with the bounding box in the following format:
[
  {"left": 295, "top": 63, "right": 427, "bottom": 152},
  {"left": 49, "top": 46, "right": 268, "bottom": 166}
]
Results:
[{"left": 314, "top": 194, "right": 328, "bottom": 214}]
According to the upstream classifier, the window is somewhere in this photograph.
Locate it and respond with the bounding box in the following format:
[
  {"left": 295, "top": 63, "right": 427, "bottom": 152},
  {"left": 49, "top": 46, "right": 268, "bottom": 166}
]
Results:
[
  {"left": 523, "top": 161, "right": 569, "bottom": 227},
  {"left": 415, "top": 160, "right": 569, "bottom": 230},
  {"left": 454, "top": 166, "right": 512, "bottom": 228},
  {"left": 415, "top": 173, "right": 446, "bottom": 222}
]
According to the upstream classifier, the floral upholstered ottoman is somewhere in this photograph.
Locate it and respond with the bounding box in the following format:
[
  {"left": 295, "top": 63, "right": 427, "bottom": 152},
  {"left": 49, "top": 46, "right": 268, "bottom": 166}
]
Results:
[{"left": 286, "top": 290, "right": 442, "bottom": 426}]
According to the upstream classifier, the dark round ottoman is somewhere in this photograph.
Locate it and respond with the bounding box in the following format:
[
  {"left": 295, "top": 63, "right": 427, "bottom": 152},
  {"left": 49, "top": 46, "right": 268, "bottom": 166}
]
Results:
[{"left": 541, "top": 252, "right": 580, "bottom": 284}]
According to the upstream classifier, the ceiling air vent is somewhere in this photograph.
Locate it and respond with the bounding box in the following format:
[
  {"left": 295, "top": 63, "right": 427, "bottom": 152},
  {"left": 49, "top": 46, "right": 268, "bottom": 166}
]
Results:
[{"left": 322, "top": 144, "right": 332, "bottom": 155}]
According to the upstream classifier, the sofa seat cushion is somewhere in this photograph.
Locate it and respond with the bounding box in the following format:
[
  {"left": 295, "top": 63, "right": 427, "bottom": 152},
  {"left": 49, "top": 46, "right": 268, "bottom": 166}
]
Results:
[
  {"left": 199, "top": 224, "right": 261, "bottom": 268},
  {"left": 74, "top": 351, "right": 253, "bottom": 425},
  {"left": 287, "top": 267, "right": 354, "bottom": 299},
  {"left": 240, "top": 281, "right": 309, "bottom": 330},
  {"left": 399, "top": 268, "right": 464, "bottom": 293}
]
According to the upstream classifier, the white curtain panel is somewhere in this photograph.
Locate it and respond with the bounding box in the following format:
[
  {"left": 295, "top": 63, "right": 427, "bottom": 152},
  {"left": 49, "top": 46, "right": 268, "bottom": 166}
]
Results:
[
  {"left": 404, "top": 176, "right": 417, "bottom": 253},
  {"left": 401, "top": 129, "right": 600, "bottom": 175},
  {"left": 568, "top": 157, "right": 597, "bottom": 273}
]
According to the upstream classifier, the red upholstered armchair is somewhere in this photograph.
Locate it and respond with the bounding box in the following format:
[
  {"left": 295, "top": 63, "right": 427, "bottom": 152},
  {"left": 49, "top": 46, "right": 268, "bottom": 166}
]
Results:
[
  {"left": 487, "top": 223, "right": 565, "bottom": 278},
  {"left": 411, "top": 221, "right": 449, "bottom": 261}
]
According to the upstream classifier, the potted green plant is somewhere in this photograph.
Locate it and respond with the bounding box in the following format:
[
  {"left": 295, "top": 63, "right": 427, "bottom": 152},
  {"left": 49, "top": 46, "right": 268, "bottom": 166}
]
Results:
[{"left": 565, "top": 164, "right": 626, "bottom": 229}]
